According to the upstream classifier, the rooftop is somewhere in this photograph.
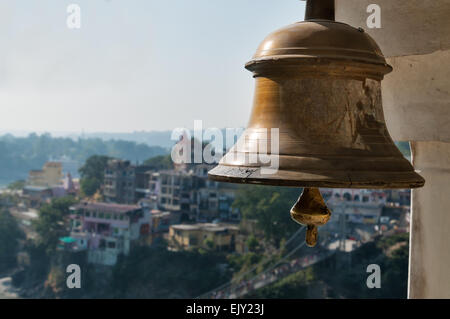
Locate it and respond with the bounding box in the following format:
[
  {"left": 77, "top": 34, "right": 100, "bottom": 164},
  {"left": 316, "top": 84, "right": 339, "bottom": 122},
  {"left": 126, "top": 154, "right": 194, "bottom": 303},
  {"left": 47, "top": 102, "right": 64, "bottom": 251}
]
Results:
[
  {"left": 171, "top": 223, "right": 239, "bottom": 232},
  {"left": 59, "top": 237, "right": 76, "bottom": 244},
  {"left": 23, "top": 185, "right": 51, "bottom": 192},
  {"left": 72, "top": 201, "right": 141, "bottom": 214}
]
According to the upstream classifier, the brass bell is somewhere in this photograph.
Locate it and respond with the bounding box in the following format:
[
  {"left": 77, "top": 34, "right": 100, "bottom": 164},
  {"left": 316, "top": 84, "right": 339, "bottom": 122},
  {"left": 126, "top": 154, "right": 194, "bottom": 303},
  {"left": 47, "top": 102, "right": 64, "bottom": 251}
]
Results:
[{"left": 208, "top": 0, "right": 425, "bottom": 247}]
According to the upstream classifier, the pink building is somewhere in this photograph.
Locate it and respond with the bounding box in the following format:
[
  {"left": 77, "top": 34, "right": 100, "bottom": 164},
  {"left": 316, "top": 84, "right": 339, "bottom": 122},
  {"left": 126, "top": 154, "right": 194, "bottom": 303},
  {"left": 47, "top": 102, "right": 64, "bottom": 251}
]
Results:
[{"left": 67, "top": 201, "right": 151, "bottom": 266}]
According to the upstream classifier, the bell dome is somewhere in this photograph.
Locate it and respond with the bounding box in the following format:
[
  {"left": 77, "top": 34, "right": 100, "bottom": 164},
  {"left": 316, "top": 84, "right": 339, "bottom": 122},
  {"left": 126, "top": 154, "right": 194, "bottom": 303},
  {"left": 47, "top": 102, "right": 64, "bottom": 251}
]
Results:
[{"left": 246, "top": 20, "right": 392, "bottom": 78}]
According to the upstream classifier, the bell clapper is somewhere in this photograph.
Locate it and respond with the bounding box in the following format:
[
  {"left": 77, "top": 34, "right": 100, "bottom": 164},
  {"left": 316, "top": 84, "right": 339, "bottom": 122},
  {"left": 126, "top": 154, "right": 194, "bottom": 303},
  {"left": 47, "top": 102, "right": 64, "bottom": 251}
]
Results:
[
  {"left": 306, "top": 225, "right": 319, "bottom": 247},
  {"left": 290, "top": 187, "right": 332, "bottom": 248}
]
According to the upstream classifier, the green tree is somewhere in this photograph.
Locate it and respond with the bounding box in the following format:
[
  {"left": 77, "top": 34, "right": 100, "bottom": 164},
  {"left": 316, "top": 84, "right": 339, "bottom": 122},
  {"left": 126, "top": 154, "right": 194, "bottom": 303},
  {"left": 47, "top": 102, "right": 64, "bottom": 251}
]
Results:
[
  {"left": 204, "top": 238, "right": 215, "bottom": 250},
  {"left": 80, "top": 178, "right": 100, "bottom": 197},
  {"left": 7, "top": 180, "right": 26, "bottom": 190},
  {"left": 0, "top": 209, "right": 25, "bottom": 272},
  {"left": 246, "top": 235, "right": 259, "bottom": 252},
  {"left": 143, "top": 154, "right": 174, "bottom": 170},
  {"left": 33, "top": 196, "right": 77, "bottom": 254},
  {"left": 233, "top": 185, "right": 301, "bottom": 247},
  {"left": 79, "top": 155, "right": 111, "bottom": 196},
  {"left": 111, "top": 245, "right": 230, "bottom": 298},
  {"left": 246, "top": 267, "right": 315, "bottom": 299}
]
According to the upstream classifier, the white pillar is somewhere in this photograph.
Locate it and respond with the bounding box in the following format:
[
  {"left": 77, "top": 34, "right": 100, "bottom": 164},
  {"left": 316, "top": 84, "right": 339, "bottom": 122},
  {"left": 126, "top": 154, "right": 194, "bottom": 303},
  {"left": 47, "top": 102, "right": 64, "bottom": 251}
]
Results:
[
  {"left": 409, "top": 142, "right": 450, "bottom": 298},
  {"left": 336, "top": 0, "right": 450, "bottom": 298}
]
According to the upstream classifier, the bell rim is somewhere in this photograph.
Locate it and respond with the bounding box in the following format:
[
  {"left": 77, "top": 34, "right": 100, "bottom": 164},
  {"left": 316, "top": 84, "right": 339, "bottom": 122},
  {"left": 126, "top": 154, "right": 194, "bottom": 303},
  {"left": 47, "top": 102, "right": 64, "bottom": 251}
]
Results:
[{"left": 208, "top": 165, "right": 425, "bottom": 189}]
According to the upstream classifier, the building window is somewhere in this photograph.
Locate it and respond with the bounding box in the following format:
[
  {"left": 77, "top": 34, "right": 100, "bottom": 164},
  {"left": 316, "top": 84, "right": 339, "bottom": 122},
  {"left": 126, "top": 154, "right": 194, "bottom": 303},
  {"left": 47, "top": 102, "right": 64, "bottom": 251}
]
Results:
[
  {"left": 189, "top": 237, "right": 198, "bottom": 245},
  {"left": 107, "top": 241, "right": 116, "bottom": 249}
]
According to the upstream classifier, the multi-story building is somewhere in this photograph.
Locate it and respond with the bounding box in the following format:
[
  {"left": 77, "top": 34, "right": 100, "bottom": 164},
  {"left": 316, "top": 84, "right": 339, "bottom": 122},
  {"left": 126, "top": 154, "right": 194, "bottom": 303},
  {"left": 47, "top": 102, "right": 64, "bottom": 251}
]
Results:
[
  {"left": 101, "top": 158, "right": 237, "bottom": 222},
  {"left": 66, "top": 201, "right": 151, "bottom": 266},
  {"left": 320, "top": 188, "right": 389, "bottom": 243},
  {"left": 158, "top": 169, "right": 201, "bottom": 213},
  {"left": 150, "top": 209, "right": 173, "bottom": 243},
  {"left": 326, "top": 188, "right": 387, "bottom": 223},
  {"left": 134, "top": 165, "right": 154, "bottom": 202},
  {"left": 50, "top": 155, "right": 80, "bottom": 179},
  {"left": 148, "top": 172, "right": 160, "bottom": 195},
  {"left": 385, "top": 189, "right": 411, "bottom": 206},
  {"left": 168, "top": 223, "right": 239, "bottom": 252},
  {"left": 156, "top": 164, "right": 237, "bottom": 222},
  {"left": 28, "top": 162, "right": 63, "bottom": 187},
  {"left": 22, "top": 186, "right": 53, "bottom": 208},
  {"left": 103, "top": 160, "right": 136, "bottom": 204}
]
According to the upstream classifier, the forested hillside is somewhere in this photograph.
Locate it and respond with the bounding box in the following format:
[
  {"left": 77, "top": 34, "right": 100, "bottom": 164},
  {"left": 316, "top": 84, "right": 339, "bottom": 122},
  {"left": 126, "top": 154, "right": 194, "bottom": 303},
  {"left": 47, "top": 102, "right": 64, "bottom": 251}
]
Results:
[{"left": 0, "top": 134, "right": 168, "bottom": 185}]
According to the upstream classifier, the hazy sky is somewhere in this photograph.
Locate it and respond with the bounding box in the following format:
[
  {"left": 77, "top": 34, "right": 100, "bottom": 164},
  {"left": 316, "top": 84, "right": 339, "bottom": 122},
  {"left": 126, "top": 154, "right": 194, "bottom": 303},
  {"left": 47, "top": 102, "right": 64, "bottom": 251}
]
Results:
[{"left": 0, "top": 0, "right": 306, "bottom": 133}]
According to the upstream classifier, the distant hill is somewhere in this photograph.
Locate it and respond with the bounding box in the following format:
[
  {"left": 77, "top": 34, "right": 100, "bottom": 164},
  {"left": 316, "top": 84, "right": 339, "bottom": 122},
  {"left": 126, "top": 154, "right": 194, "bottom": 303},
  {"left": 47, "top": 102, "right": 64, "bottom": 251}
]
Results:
[
  {"left": 0, "top": 133, "right": 169, "bottom": 186},
  {"left": 0, "top": 129, "right": 247, "bottom": 150},
  {"left": 70, "top": 131, "right": 176, "bottom": 149},
  {"left": 0, "top": 131, "right": 411, "bottom": 187},
  {"left": 0, "top": 130, "right": 177, "bottom": 149}
]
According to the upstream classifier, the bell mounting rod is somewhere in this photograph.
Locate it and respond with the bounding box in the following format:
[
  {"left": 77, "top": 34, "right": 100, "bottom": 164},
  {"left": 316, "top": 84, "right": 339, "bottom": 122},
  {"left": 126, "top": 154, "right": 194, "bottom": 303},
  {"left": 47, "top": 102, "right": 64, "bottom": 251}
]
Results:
[{"left": 304, "top": 0, "right": 335, "bottom": 21}]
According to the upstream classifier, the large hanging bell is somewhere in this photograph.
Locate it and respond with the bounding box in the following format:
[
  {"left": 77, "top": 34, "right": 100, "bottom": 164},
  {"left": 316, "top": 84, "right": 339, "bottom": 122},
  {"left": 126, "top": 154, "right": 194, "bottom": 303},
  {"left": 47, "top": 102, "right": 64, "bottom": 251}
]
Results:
[{"left": 208, "top": 0, "right": 425, "bottom": 247}]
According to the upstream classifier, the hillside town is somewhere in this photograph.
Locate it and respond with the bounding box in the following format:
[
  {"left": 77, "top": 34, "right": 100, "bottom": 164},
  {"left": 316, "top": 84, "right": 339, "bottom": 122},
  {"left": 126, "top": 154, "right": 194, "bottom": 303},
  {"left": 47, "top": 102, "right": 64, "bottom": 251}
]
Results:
[{"left": 1, "top": 147, "right": 411, "bottom": 272}]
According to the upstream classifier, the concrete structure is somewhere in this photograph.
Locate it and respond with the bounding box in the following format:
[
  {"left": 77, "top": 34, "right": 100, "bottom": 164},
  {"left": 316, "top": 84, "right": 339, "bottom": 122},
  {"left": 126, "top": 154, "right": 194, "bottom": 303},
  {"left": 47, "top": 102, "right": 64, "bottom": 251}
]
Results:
[
  {"left": 101, "top": 158, "right": 237, "bottom": 223},
  {"left": 336, "top": 0, "right": 450, "bottom": 298},
  {"left": 323, "top": 189, "right": 387, "bottom": 244},
  {"left": 50, "top": 155, "right": 80, "bottom": 179},
  {"left": 158, "top": 169, "right": 200, "bottom": 212},
  {"left": 103, "top": 160, "right": 136, "bottom": 204},
  {"left": 134, "top": 166, "right": 154, "bottom": 202},
  {"left": 157, "top": 166, "right": 237, "bottom": 222},
  {"left": 27, "top": 162, "right": 63, "bottom": 187},
  {"left": 150, "top": 210, "right": 172, "bottom": 242},
  {"left": 168, "top": 223, "right": 239, "bottom": 251},
  {"left": 22, "top": 186, "right": 53, "bottom": 208},
  {"left": 68, "top": 201, "right": 151, "bottom": 266},
  {"left": 327, "top": 189, "right": 386, "bottom": 223}
]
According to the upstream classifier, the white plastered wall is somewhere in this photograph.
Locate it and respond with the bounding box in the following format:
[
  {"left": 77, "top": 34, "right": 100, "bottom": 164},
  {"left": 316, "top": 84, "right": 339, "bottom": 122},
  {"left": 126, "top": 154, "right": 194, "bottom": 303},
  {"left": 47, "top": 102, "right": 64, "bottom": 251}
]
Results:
[{"left": 336, "top": 0, "right": 450, "bottom": 298}]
